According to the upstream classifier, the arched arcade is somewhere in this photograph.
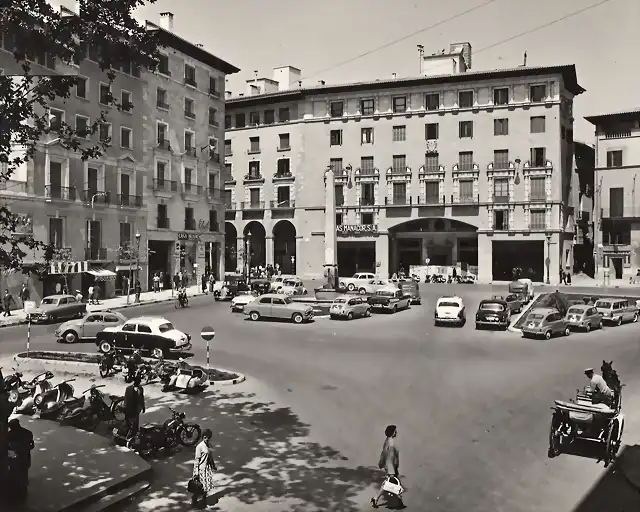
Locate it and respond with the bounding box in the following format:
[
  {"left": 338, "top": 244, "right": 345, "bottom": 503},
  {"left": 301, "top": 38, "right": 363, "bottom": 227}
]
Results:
[{"left": 272, "top": 220, "right": 297, "bottom": 274}]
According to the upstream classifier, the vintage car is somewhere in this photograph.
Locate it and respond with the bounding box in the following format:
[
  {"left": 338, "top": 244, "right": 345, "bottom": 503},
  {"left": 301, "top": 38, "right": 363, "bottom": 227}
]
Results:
[
  {"left": 278, "top": 278, "right": 308, "bottom": 296},
  {"left": 230, "top": 292, "right": 257, "bottom": 313},
  {"left": 491, "top": 294, "right": 522, "bottom": 314},
  {"left": 475, "top": 298, "right": 510, "bottom": 330},
  {"left": 594, "top": 297, "right": 639, "bottom": 326},
  {"left": 353, "top": 279, "right": 396, "bottom": 295},
  {"left": 434, "top": 296, "right": 466, "bottom": 327},
  {"left": 398, "top": 280, "right": 421, "bottom": 304},
  {"left": 269, "top": 274, "right": 295, "bottom": 292},
  {"left": 509, "top": 279, "right": 534, "bottom": 303},
  {"left": 521, "top": 307, "right": 570, "bottom": 339},
  {"left": 244, "top": 294, "right": 314, "bottom": 324},
  {"left": 55, "top": 310, "right": 126, "bottom": 343},
  {"left": 565, "top": 304, "right": 604, "bottom": 331},
  {"left": 329, "top": 295, "right": 371, "bottom": 320},
  {"left": 29, "top": 294, "right": 87, "bottom": 323},
  {"left": 367, "top": 287, "right": 411, "bottom": 313},
  {"left": 339, "top": 272, "right": 377, "bottom": 292},
  {"left": 95, "top": 316, "right": 192, "bottom": 358}
]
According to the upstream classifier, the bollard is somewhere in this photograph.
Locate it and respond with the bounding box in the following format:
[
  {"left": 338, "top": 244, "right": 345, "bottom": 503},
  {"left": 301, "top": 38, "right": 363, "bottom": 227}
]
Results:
[{"left": 26, "top": 316, "right": 31, "bottom": 356}]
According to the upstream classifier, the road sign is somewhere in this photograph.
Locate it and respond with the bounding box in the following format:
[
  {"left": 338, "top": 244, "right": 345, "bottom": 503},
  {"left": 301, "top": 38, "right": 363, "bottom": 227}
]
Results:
[{"left": 201, "top": 326, "right": 215, "bottom": 341}]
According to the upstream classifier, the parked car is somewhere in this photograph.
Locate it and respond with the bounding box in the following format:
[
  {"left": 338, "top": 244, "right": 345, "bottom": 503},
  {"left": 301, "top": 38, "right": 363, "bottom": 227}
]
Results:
[
  {"left": 354, "top": 279, "right": 396, "bottom": 295},
  {"left": 244, "top": 294, "right": 314, "bottom": 324},
  {"left": 269, "top": 274, "right": 295, "bottom": 292},
  {"left": 55, "top": 311, "right": 126, "bottom": 343},
  {"left": 521, "top": 308, "right": 570, "bottom": 339},
  {"left": 490, "top": 294, "right": 522, "bottom": 314},
  {"left": 278, "top": 278, "right": 308, "bottom": 296},
  {"left": 230, "top": 292, "right": 257, "bottom": 313},
  {"left": 398, "top": 280, "right": 421, "bottom": 305},
  {"left": 434, "top": 296, "right": 466, "bottom": 327},
  {"left": 339, "top": 273, "right": 376, "bottom": 292},
  {"left": 594, "top": 297, "right": 639, "bottom": 326},
  {"left": 565, "top": 304, "right": 604, "bottom": 332},
  {"left": 95, "top": 316, "right": 192, "bottom": 358},
  {"left": 367, "top": 287, "right": 411, "bottom": 313},
  {"left": 29, "top": 294, "right": 87, "bottom": 323},
  {"left": 518, "top": 278, "right": 535, "bottom": 302},
  {"left": 475, "top": 298, "right": 510, "bottom": 330},
  {"left": 329, "top": 295, "right": 371, "bottom": 320}
]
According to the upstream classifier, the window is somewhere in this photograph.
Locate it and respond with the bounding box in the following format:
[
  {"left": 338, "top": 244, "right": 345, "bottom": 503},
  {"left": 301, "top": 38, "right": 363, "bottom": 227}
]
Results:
[
  {"left": 279, "top": 133, "right": 290, "bottom": 150},
  {"left": 184, "top": 98, "right": 195, "bottom": 118},
  {"left": 157, "top": 204, "right": 168, "bottom": 228},
  {"left": 157, "top": 122, "right": 167, "bottom": 144},
  {"left": 184, "top": 64, "right": 196, "bottom": 87},
  {"left": 156, "top": 162, "right": 166, "bottom": 181},
  {"left": 276, "top": 186, "right": 290, "bottom": 206},
  {"left": 249, "top": 136, "right": 260, "bottom": 153},
  {"left": 249, "top": 111, "right": 260, "bottom": 125},
  {"left": 99, "top": 122, "right": 111, "bottom": 143},
  {"left": 392, "top": 96, "right": 407, "bottom": 113},
  {"left": 360, "top": 99, "right": 374, "bottom": 115},
  {"left": 425, "top": 123, "right": 439, "bottom": 140},
  {"left": 223, "top": 163, "right": 233, "bottom": 182},
  {"left": 531, "top": 147, "right": 546, "bottom": 167},
  {"left": 459, "top": 180, "right": 473, "bottom": 201},
  {"left": 120, "top": 90, "right": 132, "bottom": 112},
  {"left": 530, "top": 210, "right": 546, "bottom": 230},
  {"left": 607, "top": 150, "right": 623, "bottom": 168},
  {"left": 249, "top": 188, "right": 260, "bottom": 206},
  {"left": 278, "top": 108, "right": 290, "bottom": 122},
  {"left": 75, "top": 115, "right": 89, "bottom": 138},
  {"left": 330, "top": 130, "right": 342, "bottom": 146},
  {"left": 235, "top": 113, "right": 245, "bottom": 128},
  {"left": 120, "top": 127, "right": 131, "bottom": 149},
  {"left": 530, "top": 84, "right": 546, "bottom": 102},
  {"left": 208, "top": 173, "right": 216, "bottom": 192},
  {"left": 49, "top": 218, "right": 63, "bottom": 248},
  {"left": 208, "top": 210, "right": 218, "bottom": 232},
  {"left": 158, "top": 54, "right": 170, "bottom": 75},
  {"left": 458, "top": 91, "right": 473, "bottom": 108},
  {"left": 530, "top": 177, "right": 546, "bottom": 201},
  {"left": 264, "top": 110, "right": 275, "bottom": 124},
  {"left": 458, "top": 151, "right": 473, "bottom": 171},
  {"left": 119, "top": 222, "right": 131, "bottom": 249},
  {"left": 494, "top": 210, "right": 509, "bottom": 230},
  {"left": 99, "top": 83, "right": 110, "bottom": 105},
  {"left": 493, "top": 88, "right": 509, "bottom": 105},
  {"left": 530, "top": 116, "right": 546, "bottom": 133},
  {"left": 330, "top": 101, "right": 344, "bottom": 117},
  {"left": 184, "top": 168, "right": 193, "bottom": 187},
  {"left": 224, "top": 115, "right": 231, "bottom": 129},
  {"left": 224, "top": 139, "right": 232, "bottom": 156},
  {"left": 336, "top": 213, "right": 344, "bottom": 225},
  {"left": 425, "top": 181, "right": 440, "bottom": 204},
  {"left": 330, "top": 158, "right": 343, "bottom": 174},
  {"left": 209, "top": 75, "right": 219, "bottom": 95},
  {"left": 459, "top": 121, "right": 473, "bottom": 138},
  {"left": 208, "top": 107, "right": 217, "bottom": 126},
  {"left": 425, "top": 153, "right": 439, "bottom": 171},
  {"left": 425, "top": 93, "right": 439, "bottom": 111},
  {"left": 609, "top": 188, "right": 624, "bottom": 217},
  {"left": 493, "top": 178, "right": 509, "bottom": 202},
  {"left": 48, "top": 109, "right": 64, "bottom": 131},
  {"left": 122, "top": 323, "right": 136, "bottom": 332},
  {"left": 493, "top": 150, "right": 509, "bottom": 169},
  {"left": 335, "top": 185, "right": 344, "bottom": 206},
  {"left": 156, "top": 88, "right": 168, "bottom": 109},
  {"left": 360, "top": 183, "right": 375, "bottom": 205},
  {"left": 248, "top": 161, "right": 260, "bottom": 178},
  {"left": 361, "top": 156, "right": 374, "bottom": 175},
  {"left": 392, "top": 155, "right": 406, "bottom": 173},
  {"left": 392, "top": 125, "right": 406, "bottom": 142},
  {"left": 223, "top": 190, "right": 232, "bottom": 208},
  {"left": 76, "top": 76, "right": 87, "bottom": 98},
  {"left": 276, "top": 159, "right": 290, "bottom": 176},
  {"left": 361, "top": 212, "right": 374, "bottom": 225},
  {"left": 361, "top": 128, "right": 374, "bottom": 144},
  {"left": 494, "top": 118, "right": 509, "bottom": 136},
  {"left": 392, "top": 182, "right": 407, "bottom": 204},
  {"left": 185, "top": 207, "right": 195, "bottom": 230}
]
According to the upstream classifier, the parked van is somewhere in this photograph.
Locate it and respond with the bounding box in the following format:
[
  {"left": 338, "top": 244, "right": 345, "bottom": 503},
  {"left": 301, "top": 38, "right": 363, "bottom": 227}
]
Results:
[{"left": 594, "top": 297, "right": 639, "bottom": 326}]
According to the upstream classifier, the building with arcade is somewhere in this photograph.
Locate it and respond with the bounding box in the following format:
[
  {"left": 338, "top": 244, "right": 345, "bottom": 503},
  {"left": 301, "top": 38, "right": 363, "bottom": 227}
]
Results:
[{"left": 223, "top": 44, "right": 583, "bottom": 284}]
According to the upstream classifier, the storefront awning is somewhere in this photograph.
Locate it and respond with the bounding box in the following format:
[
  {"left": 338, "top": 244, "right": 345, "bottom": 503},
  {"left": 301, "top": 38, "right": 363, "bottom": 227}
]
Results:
[
  {"left": 50, "top": 261, "right": 88, "bottom": 275},
  {"left": 86, "top": 268, "right": 117, "bottom": 281},
  {"left": 115, "top": 265, "right": 142, "bottom": 272}
]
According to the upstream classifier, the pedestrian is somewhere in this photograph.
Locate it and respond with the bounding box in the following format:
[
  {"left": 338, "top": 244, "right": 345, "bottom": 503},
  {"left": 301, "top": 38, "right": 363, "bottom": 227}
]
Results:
[
  {"left": 135, "top": 279, "right": 141, "bottom": 303},
  {"left": 3, "top": 290, "right": 14, "bottom": 316},
  {"left": 153, "top": 273, "right": 159, "bottom": 292},
  {"left": 92, "top": 285, "right": 99, "bottom": 304},
  {"left": 88, "top": 285, "right": 94, "bottom": 305},
  {"left": 159, "top": 272, "right": 164, "bottom": 292},
  {"left": 201, "top": 273, "right": 207, "bottom": 294},
  {"left": 75, "top": 289, "right": 83, "bottom": 303},
  {"left": 371, "top": 424, "right": 402, "bottom": 509},
  {"left": 191, "top": 428, "right": 217, "bottom": 508},
  {"left": 19, "top": 283, "right": 30, "bottom": 311},
  {"left": 173, "top": 272, "right": 180, "bottom": 291},
  {"left": 55, "top": 281, "right": 62, "bottom": 294},
  {"left": 7, "top": 418, "right": 34, "bottom": 502},
  {"left": 123, "top": 375, "right": 145, "bottom": 436},
  {"left": 208, "top": 273, "right": 215, "bottom": 293}
]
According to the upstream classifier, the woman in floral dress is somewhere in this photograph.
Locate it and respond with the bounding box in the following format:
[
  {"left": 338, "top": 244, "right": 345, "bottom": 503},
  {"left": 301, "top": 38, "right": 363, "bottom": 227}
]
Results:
[{"left": 192, "top": 429, "right": 216, "bottom": 508}]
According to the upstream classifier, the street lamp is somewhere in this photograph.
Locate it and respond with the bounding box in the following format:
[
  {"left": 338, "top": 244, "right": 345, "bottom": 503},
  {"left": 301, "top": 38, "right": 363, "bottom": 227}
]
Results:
[
  {"left": 245, "top": 232, "right": 252, "bottom": 285},
  {"left": 127, "top": 231, "right": 141, "bottom": 305},
  {"left": 290, "top": 255, "right": 295, "bottom": 273},
  {"left": 545, "top": 232, "right": 552, "bottom": 284},
  {"left": 90, "top": 192, "right": 108, "bottom": 221}
]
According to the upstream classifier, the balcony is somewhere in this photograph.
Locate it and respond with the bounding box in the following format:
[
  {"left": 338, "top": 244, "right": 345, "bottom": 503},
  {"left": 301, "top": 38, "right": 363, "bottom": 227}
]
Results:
[
  {"left": 85, "top": 247, "right": 107, "bottom": 261},
  {"left": 0, "top": 180, "right": 28, "bottom": 194},
  {"left": 209, "top": 89, "right": 220, "bottom": 98},
  {"left": 270, "top": 199, "right": 295, "bottom": 209},
  {"left": 152, "top": 179, "right": 177, "bottom": 193},
  {"left": 118, "top": 246, "right": 140, "bottom": 262},
  {"left": 184, "top": 219, "right": 196, "bottom": 231},
  {"left": 244, "top": 173, "right": 264, "bottom": 184},
  {"left": 241, "top": 201, "right": 265, "bottom": 210},
  {"left": 529, "top": 194, "right": 547, "bottom": 203},
  {"left": 185, "top": 77, "right": 197, "bottom": 88},
  {"left": 209, "top": 152, "right": 220, "bottom": 163},
  {"left": 601, "top": 207, "right": 640, "bottom": 219},
  {"left": 45, "top": 185, "right": 77, "bottom": 201},
  {"left": 602, "top": 244, "right": 631, "bottom": 253},
  {"left": 209, "top": 119, "right": 219, "bottom": 128},
  {"left": 277, "top": 145, "right": 291, "bottom": 152},
  {"left": 84, "top": 190, "right": 110, "bottom": 205},
  {"left": 118, "top": 194, "right": 143, "bottom": 208},
  {"left": 184, "top": 110, "right": 195, "bottom": 120},
  {"left": 157, "top": 217, "right": 170, "bottom": 229},
  {"left": 417, "top": 195, "right": 445, "bottom": 205},
  {"left": 156, "top": 100, "right": 169, "bottom": 110},
  {"left": 224, "top": 148, "right": 233, "bottom": 157},
  {"left": 273, "top": 171, "right": 294, "bottom": 180},
  {"left": 157, "top": 139, "right": 171, "bottom": 151},
  {"left": 385, "top": 196, "right": 412, "bottom": 206},
  {"left": 493, "top": 195, "right": 510, "bottom": 204},
  {"left": 181, "top": 183, "right": 203, "bottom": 197},
  {"left": 207, "top": 188, "right": 222, "bottom": 202},
  {"left": 248, "top": 147, "right": 261, "bottom": 155},
  {"left": 453, "top": 194, "right": 479, "bottom": 204},
  {"left": 605, "top": 131, "right": 632, "bottom": 139},
  {"left": 184, "top": 147, "right": 198, "bottom": 158},
  {"left": 51, "top": 246, "right": 73, "bottom": 261},
  {"left": 359, "top": 198, "right": 376, "bottom": 206},
  {"left": 225, "top": 201, "right": 237, "bottom": 210}
]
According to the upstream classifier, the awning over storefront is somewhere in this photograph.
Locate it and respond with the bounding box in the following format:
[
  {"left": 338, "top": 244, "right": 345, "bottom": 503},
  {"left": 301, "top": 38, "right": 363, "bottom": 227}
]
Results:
[
  {"left": 115, "top": 265, "right": 142, "bottom": 272},
  {"left": 49, "top": 261, "right": 88, "bottom": 275},
  {"left": 86, "top": 268, "right": 117, "bottom": 281}
]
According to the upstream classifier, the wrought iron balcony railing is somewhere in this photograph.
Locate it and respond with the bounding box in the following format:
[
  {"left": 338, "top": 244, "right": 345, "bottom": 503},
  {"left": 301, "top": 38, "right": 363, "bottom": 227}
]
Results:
[
  {"left": 85, "top": 247, "right": 107, "bottom": 260},
  {"left": 45, "top": 185, "right": 76, "bottom": 201},
  {"left": 118, "top": 194, "right": 143, "bottom": 208}
]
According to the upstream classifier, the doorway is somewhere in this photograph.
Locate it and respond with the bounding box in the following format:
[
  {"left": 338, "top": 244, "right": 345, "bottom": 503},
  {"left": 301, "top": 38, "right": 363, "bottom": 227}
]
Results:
[{"left": 612, "top": 257, "right": 623, "bottom": 279}]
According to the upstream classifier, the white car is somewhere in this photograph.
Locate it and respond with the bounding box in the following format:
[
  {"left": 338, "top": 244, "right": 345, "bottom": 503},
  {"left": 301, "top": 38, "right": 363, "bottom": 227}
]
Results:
[
  {"left": 354, "top": 279, "right": 396, "bottom": 295},
  {"left": 278, "top": 278, "right": 307, "bottom": 296},
  {"left": 339, "top": 272, "right": 376, "bottom": 291},
  {"left": 230, "top": 292, "right": 257, "bottom": 312},
  {"left": 434, "top": 296, "right": 466, "bottom": 327},
  {"left": 269, "top": 274, "right": 295, "bottom": 292}
]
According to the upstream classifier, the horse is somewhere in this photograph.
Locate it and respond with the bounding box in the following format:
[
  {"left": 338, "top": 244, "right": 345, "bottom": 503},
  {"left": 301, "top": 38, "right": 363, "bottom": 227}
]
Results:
[{"left": 601, "top": 360, "right": 622, "bottom": 405}]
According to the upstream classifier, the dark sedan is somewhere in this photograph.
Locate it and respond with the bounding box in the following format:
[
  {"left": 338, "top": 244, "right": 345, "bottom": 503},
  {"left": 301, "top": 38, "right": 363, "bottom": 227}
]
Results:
[{"left": 475, "top": 299, "right": 511, "bottom": 330}]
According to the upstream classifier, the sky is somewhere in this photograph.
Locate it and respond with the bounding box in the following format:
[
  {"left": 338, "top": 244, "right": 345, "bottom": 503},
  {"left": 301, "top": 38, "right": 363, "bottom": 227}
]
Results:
[{"left": 58, "top": 0, "right": 640, "bottom": 142}]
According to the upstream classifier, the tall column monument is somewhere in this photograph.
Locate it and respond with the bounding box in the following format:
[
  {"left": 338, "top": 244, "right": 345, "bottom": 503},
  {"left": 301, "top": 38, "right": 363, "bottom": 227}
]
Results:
[{"left": 323, "top": 167, "right": 338, "bottom": 288}]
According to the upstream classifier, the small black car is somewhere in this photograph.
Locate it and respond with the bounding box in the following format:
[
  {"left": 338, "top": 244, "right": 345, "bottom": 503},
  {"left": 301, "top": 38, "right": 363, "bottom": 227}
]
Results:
[{"left": 475, "top": 299, "right": 511, "bottom": 330}]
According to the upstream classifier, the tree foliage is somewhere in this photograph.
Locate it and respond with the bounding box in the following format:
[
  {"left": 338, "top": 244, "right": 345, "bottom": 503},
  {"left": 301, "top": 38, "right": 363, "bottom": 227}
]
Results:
[{"left": 0, "top": 0, "right": 160, "bottom": 272}]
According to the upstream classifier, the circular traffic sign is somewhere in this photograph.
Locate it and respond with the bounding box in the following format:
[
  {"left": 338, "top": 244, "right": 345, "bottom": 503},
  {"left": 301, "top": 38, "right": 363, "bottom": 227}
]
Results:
[{"left": 201, "top": 326, "right": 216, "bottom": 341}]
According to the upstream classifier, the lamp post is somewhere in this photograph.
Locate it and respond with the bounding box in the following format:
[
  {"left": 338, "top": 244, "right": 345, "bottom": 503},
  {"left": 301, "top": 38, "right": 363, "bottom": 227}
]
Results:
[
  {"left": 245, "top": 232, "right": 252, "bottom": 285},
  {"left": 545, "top": 232, "right": 552, "bottom": 284},
  {"left": 127, "top": 231, "right": 141, "bottom": 305},
  {"left": 290, "top": 255, "right": 295, "bottom": 274}
]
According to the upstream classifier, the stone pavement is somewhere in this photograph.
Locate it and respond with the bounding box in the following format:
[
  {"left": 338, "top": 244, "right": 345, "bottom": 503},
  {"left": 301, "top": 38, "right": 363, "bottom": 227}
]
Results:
[{"left": 0, "top": 285, "right": 201, "bottom": 328}]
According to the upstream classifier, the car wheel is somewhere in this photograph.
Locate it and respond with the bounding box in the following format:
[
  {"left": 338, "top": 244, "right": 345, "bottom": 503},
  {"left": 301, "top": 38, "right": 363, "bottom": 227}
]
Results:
[
  {"left": 617, "top": 316, "right": 622, "bottom": 326},
  {"left": 339, "top": 282, "right": 345, "bottom": 289},
  {"left": 250, "top": 311, "right": 260, "bottom": 321},
  {"left": 585, "top": 323, "right": 591, "bottom": 333},
  {"left": 358, "top": 288, "right": 367, "bottom": 295},
  {"left": 152, "top": 348, "right": 165, "bottom": 359},
  {"left": 564, "top": 326, "right": 570, "bottom": 336},
  {"left": 364, "top": 308, "right": 371, "bottom": 317},
  {"left": 330, "top": 314, "right": 336, "bottom": 320},
  {"left": 434, "top": 320, "right": 439, "bottom": 327},
  {"left": 598, "top": 320, "right": 604, "bottom": 329},
  {"left": 634, "top": 313, "right": 638, "bottom": 323},
  {"left": 292, "top": 313, "right": 304, "bottom": 324},
  {"left": 476, "top": 323, "right": 481, "bottom": 330},
  {"left": 63, "top": 330, "right": 78, "bottom": 344},
  {"left": 544, "top": 330, "right": 552, "bottom": 340},
  {"left": 347, "top": 283, "right": 355, "bottom": 292},
  {"left": 392, "top": 305, "right": 398, "bottom": 314},
  {"left": 347, "top": 312, "right": 354, "bottom": 320},
  {"left": 99, "top": 341, "right": 112, "bottom": 354}
]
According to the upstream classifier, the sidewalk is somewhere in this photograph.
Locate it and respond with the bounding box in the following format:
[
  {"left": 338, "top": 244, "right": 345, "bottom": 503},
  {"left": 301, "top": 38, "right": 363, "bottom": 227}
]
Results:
[{"left": 0, "top": 285, "right": 202, "bottom": 328}]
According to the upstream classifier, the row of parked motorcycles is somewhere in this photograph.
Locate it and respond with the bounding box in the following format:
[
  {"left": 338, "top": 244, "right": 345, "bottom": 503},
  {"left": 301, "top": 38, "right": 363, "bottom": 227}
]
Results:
[{"left": 423, "top": 274, "right": 475, "bottom": 284}]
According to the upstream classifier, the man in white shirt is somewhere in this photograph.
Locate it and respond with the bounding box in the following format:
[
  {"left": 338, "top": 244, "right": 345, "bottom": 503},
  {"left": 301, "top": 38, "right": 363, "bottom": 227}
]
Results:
[
  {"left": 585, "top": 368, "right": 614, "bottom": 398},
  {"left": 88, "top": 285, "right": 94, "bottom": 305}
]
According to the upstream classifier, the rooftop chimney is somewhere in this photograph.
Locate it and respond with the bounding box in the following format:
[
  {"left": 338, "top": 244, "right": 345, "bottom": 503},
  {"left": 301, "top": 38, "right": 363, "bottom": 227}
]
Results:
[
  {"left": 225, "top": 91, "right": 232, "bottom": 99},
  {"left": 391, "top": 73, "right": 396, "bottom": 79},
  {"left": 318, "top": 80, "right": 325, "bottom": 86},
  {"left": 298, "top": 81, "right": 302, "bottom": 87},
  {"left": 238, "top": 93, "right": 244, "bottom": 97},
  {"left": 159, "top": 12, "right": 174, "bottom": 31}
]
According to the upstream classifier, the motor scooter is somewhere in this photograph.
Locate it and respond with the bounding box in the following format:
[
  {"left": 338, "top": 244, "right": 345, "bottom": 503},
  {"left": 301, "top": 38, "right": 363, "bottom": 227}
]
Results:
[
  {"left": 60, "top": 385, "right": 125, "bottom": 431},
  {"left": 99, "top": 347, "right": 126, "bottom": 378},
  {"left": 35, "top": 378, "right": 84, "bottom": 420},
  {"left": 13, "top": 371, "right": 55, "bottom": 415}
]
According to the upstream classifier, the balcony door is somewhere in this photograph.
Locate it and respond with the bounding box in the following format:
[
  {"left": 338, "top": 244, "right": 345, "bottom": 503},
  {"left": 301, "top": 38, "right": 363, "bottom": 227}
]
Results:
[
  {"left": 49, "top": 161, "right": 62, "bottom": 198},
  {"left": 609, "top": 187, "right": 624, "bottom": 217},
  {"left": 86, "top": 220, "right": 101, "bottom": 258},
  {"left": 87, "top": 167, "right": 99, "bottom": 198},
  {"left": 120, "top": 173, "right": 130, "bottom": 204}
]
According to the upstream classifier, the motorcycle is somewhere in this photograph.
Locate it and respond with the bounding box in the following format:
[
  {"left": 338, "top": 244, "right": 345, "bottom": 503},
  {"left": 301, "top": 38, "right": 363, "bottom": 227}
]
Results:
[
  {"left": 162, "top": 361, "right": 208, "bottom": 393},
  {"left": 35, "top": 378, "right": 85, "bottom": 420},
  {"left": 60, "top": 385, "right": 125, "bottom": 431},
  {"left": 164, "top": 407, "right": 202, "bottom": 446},
  {"left": 11, "top": 371, "right": 55, "bottom": 415},
  {"left": 99, "top": 348, "right": 127, "bottom": 378},
  {"left": 123, "top": 350, "right": 145, "bottom": 383},
  {"left": 142, "top": 355, "right": 176, "bottom": 385},
  {"left": 431, "top": 274, "right": 446, "bottom": 283}
]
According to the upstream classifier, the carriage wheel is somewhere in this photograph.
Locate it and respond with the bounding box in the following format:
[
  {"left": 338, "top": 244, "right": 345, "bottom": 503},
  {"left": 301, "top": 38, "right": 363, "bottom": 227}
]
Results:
[
  {"left": 548, "top": 413, "right": 563, "bottom": 458},
  {"left": 604, "top": 421, "right": 620, "bottom": 467}
]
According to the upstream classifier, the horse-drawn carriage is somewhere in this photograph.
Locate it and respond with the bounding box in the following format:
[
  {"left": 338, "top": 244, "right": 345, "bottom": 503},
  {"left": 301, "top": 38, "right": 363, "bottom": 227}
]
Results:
[{"left": 548, "top": 361, "right": 624, "bottom": 467}]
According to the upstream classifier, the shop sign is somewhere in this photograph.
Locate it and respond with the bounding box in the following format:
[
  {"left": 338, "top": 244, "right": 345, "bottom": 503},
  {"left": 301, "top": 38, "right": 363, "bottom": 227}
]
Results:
[
  {"left": 337, "top": 224, "right": 378, "bottom": 236},
  {"left": 177, "top": 232, "right": 201, "bottom": 241}
]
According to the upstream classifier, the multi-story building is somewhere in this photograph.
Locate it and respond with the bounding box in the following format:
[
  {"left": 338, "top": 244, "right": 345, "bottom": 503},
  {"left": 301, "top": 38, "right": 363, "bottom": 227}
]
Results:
[
  {"left": 586, "top": 108, "right": 640, "bottom": 281},
  {"left": 224, "top": 44, "right": 584, "bottom": 284},
  {"left": 143, "top": 13, "right": 238, "bottom": 287},
  {"left": 572, "top": 141, "right": 595, "bottom": 277}
]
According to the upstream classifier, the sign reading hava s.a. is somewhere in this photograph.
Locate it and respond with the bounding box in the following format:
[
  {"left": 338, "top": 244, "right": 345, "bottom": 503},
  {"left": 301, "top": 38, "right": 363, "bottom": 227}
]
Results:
[{"left": 337, "top": 224, "right": 378, "bottom": 236}]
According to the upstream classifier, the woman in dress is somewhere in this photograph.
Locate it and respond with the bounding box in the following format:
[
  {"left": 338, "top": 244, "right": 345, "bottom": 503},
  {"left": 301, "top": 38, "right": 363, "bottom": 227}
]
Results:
[{"left": 192, "top": 429, "right": 216, "bottom": 508}]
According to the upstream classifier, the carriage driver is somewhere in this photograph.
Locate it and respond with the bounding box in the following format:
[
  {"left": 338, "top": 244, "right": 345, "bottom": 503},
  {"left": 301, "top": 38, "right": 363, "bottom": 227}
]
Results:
[{"left": 584, "top": 368, "right": 614, "bottom": 401}]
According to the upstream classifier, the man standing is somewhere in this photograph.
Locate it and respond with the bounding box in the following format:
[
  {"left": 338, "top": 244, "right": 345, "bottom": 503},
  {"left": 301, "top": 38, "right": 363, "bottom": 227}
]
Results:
[
  {"left": 19, "top": 284, "right": 29, "bottom": 312},
  {"left": 134, "top": 280, "right": 141, "bottom": 303},
  {"left": 371, "top": 424, "right": 400, "bottom": 508},
  {"left": 7, "top": 418, "right": 34, "bottom": 502},
  {"left": 88, "top": 285, "right": 94, "bottom": 305},
  {"left": 201, "top": 273, "right": 207, "bottom": 294},
  {"left": 2, "top": 291, "right": 14, "bottom": 317},
  {"left": 173, "top": 272, "right": 180, "bottom": 292},
  {"left": 123, "top": 376, "right": 145, "bottom": 435}
]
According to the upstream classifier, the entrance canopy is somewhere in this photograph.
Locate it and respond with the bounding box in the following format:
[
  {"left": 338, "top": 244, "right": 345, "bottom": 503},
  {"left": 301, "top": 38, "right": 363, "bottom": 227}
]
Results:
[{"left": 87, "top": 268, "right": 117, "bottom": 281}]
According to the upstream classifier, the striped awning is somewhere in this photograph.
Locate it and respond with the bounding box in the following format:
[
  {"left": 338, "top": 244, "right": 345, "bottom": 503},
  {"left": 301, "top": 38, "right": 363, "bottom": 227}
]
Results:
[
  {"left": 49, "top": 261, "right": 88, "bottom": 275},
  {"left": 87, "top": 268, "right": 117, "bottom": 281},
  {"left": 115, "top": 265, "right": 142, "bottom": 272}
]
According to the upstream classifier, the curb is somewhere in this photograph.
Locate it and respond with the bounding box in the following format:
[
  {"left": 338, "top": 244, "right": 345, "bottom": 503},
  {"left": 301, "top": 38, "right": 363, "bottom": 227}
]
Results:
[
  {"left": 616, "top": 445, "right": 640, "bottom": 493},
  {"left": 508, "top": 293, "right": 542, "bottom": 333}
]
